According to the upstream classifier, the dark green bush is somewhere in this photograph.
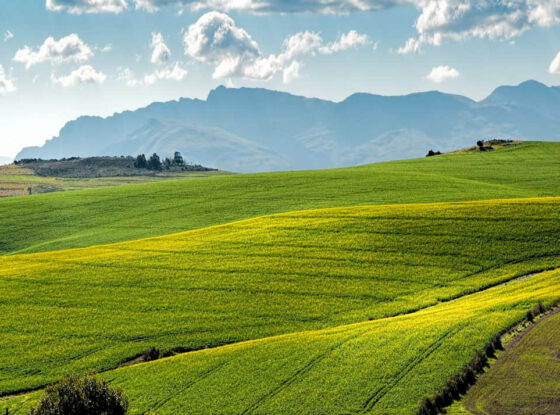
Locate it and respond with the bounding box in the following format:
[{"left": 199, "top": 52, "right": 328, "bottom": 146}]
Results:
[
  {"left": 526, "top": 310, "right": 534, "bottom": 322},
  {"left": 29, "top": 375, "right": 128, "bottom": 415},
  {"left": 142, "top": 346, "right": 161, "bottom": 362},
  {"left": 415, "top": 397, "right": 437, "bottom": 415}
]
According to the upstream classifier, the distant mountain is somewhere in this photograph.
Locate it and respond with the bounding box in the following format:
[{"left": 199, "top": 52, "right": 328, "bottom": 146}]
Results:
[
  {"left": 17, "top": 80, "right": 560, "bottom": 172},
  {"left": 0, "top": 156, "right": 12, "bottom": 166}
]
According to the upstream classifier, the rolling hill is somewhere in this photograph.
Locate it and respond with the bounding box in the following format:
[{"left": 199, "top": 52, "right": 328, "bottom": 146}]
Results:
[
  {"left": 1, "top": 141, "right": 560, "bottom": 256},
  {"left": 0, "top": 197, "right": 559, "bottom": 398},
  {"left": 3, "top": 264, "right": 559, "bottom": 414},
  {"left": 16, "top": 81, "right": 560, "bottom": 172}
]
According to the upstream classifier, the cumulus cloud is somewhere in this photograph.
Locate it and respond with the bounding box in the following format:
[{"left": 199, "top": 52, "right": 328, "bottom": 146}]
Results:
[
  {"left": 150, "top": 32, "right": 171, "bottom": 64},
  {"left": 320, "top": 30, "right": 370, "bottom": 53},
  {"left": 52, "top": 65, "right": 107, "bottom": 87},
  {"left": 4, "top": 30, "right": 14, "bottom": 42},
  {"left": 282, "top": 61, "right": 300, "bottom": 83},
  {"left": 550, "top": 50, "right": 560, "bottom": 74},
  {"left": 426, "top": 65, "right": 459, "bottom": 83},
  {"left": 118, "top": 62, "right": 187, "bottom": 86},
  {"left": 46, "top": 0, "right": 127, "bottom": 14},
  {"left": 14, "top": 34, "right": 93, "bottom": 69},
  {"left": 133, "top": 0, "right": 404, "bottom": 13},
  {"left": 399, "top": 0, "right": 560, "bottom": 54},
  {"left": 144, "top": 62, "right": 188, "bottom": 83},
  {"left": 0, "top": 65, "right": 16, "bottom": 94},
  {"left": 184, "top": 12, "right": 369, "bottom": 82}
]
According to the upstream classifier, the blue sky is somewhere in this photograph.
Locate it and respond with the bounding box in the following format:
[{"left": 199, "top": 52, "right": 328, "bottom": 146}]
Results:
[{"left": 1, "top": 0, "right": 560, "bottom": 158}]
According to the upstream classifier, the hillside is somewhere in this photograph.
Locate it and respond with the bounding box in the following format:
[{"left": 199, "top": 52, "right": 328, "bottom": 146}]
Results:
[
  {"left": 0, "top": 160, "right": 226, "bottom": 198},
  {"left": 3, "top": 257, "right": 559, "bottom": 414},
  {"left": 1, "top": 141, "right": 559, "bottom": 256},
  {"left": 16, "top": 81, "right": 560, "bottom": 172},
  {"left": 0, "top": 197, "right": 559, "bottom": 397}
]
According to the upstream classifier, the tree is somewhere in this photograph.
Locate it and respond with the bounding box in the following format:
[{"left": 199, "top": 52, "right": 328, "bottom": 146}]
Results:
[
  {"left": 476, "top": 140, "right": 484, "bottom": 149},
  {"left": 147, "top": 153, "right": 162, "bottom": 171},
  {"left": 29, "top": 375, "right": 128, "bottom": 415},
  {"left": 163, "top": 157, "right": 172, "bottom": 170},
  {"left": 173, "top": 151, "right": 185, "bottom": 166},
  {"left": 134, "top": 154, "right": 147, "bottom": 169}
]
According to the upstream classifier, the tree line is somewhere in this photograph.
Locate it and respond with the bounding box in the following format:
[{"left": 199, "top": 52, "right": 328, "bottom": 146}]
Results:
[{"left": 133, "top": 151, "right": 185, "bottom": 171}]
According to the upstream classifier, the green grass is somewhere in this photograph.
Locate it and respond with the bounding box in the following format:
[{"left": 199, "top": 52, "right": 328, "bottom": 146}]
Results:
[
  {"left": 1, "top": 198, "right": 560, "bottom": 396},
  {"left": 3, "top": 267, "right": 560, "bottom": 414},
  {"left": 0, "top": 163, "right": 228, "bottom": 198},
  {"left": 449, "top": 309, "right": 560, "bottom": 415},
  {"left": 1, "top": 141, "right": 559, "bottom": 255}
]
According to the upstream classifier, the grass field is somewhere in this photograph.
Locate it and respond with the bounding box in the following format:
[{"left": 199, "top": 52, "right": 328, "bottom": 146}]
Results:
[
  {"left": 0, "top": 163, "right": 227, "bottom": 198},
  {"left": 1, "top": 197, "right": 559, "bottom": 397},
  {"left": 1, "top": 141, "right": 559, "bottom": 255},
  {"left": 449, "top": 309, "right": 560, "bottom": 415},
  {"left": 3, "top": 267, "right": 559, "bottom": 414}
]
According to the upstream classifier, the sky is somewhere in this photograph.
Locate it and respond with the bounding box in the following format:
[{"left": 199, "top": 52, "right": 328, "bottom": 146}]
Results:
[{"left": 1, "top": 0, "right": 560, "bottom": 158}]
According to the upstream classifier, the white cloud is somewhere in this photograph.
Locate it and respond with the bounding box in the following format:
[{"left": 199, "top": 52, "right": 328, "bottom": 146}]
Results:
[
  {"left": 0, "top": 65, "right": 16, "bottom": 94},
  {"left": 150, "top": 32, "right": 171, "bottom": 64},
  {"left": 117, "top": 67, "right": 141, "bottom": 86},
  {"left": 145, "top": 62, "right": 188, "bottom": 83},
  {"left": 134, "top": 0, "right": 402, "bottom": 13},
  {"left": 550, "top": 50, "right": 560, "bottom": 74},
  {"left": 399, "top": 0, "right": 560, "bottom": 54},
  {"left": 14, "top": 34, "right": 93, "bottom": 69},
  {"left": 184, "top": 12, "right": 369, "bottom": 82},
  {"left": 283, "top": 61, "right": 300, "bottom": 83},
  {"left": 426, "top": 65, "right": 459, "bottom": 83},
  {"left": 52, "top": 65, "right": 106, "bottom": 87},
  {"left": 320, "top": 30, "right": 369, "bottom": 54},
  {"left": 4, "top": 30, "right": 14, "bottom": 42},
  {"left": 46, "top": 0, "right": 127, "bottom": 14},
  {"left": 101, "top": 44, "right": 112, "bottom": 52},
  {"left": 118, "top": 62, "right": 187, "bottom": 86}
]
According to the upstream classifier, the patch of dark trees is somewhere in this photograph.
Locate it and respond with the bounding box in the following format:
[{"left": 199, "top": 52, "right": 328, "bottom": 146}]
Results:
[
  {"left": 415, "top": 299, "right": 559, "bottom": 415},
  {"left": 426, "top": 139, "right": 517, "bottom": 158},
  {"left": 132, "top": 151, "right": 211, "bottom": 172}
]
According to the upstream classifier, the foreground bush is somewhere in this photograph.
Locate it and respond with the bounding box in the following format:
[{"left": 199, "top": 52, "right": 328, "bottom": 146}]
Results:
[{"left": 29, "top": 375, "right": 128, "bottom": 415}]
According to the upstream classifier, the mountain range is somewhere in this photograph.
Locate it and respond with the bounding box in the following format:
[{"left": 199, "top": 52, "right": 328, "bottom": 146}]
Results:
[{"left": 17, "top": 80, "right": 560, "bottom": 172}]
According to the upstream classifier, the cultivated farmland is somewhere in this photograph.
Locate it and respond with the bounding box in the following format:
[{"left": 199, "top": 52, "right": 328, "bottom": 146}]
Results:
[
  {"left": 3, "top": 268, "right": 560, "bottom": 414},
  {"left": 1, "top": 141, "right": 559, "bottom": 256},
  {"left": 1, "top": 198, "right": 560, "bottom": 397}
]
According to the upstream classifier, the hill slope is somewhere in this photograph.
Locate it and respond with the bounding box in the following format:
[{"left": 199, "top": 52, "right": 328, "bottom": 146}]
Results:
[
  {"left": 1, "top": 141, "right": 559, "bottom": 256},
  {"left": 3, "top": 267, "right": 560, "bottom": 414},
  {"left": 1, "top": 198, "right": 559, "bottom": 396},
  {"left": 16, "top": 81, "right": 560, "bottom": 172}
]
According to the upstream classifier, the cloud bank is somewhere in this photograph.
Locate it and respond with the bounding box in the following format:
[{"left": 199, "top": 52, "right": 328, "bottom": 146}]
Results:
[{"left": 52, "top": 65, "right": 107, "bottom": 86}]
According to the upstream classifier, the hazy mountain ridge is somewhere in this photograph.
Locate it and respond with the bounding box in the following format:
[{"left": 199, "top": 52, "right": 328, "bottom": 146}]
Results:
[{"left": 18, "top": 80, "right": 560, "bottom": 172}]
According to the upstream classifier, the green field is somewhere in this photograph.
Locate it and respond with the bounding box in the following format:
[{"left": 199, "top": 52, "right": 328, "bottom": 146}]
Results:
[
  {"left": 2, "top": 142, "right": 560, "bottom": 414},
  {"left": 1, "top": 198, "right": 560, "bottom": 397},
  {"left": 3, "top": 268, "right": 559, "bottom": 414},
  {"left": 450, "top": 309, "right": 560, "bottom": 415},
  {"left": 0, "top": 163, "right": 227, "bottom": 198},
  {"left": 1, "top": 141, "right": 559, "bottom": 256}
]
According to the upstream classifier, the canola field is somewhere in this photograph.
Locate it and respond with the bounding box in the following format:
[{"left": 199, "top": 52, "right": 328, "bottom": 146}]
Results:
[
  {"left": 4, "top": 268, "right": 560, "bottom": 414},
  {"left": 1, "top": 198, "right": 560, "bottom": 397},
  {"left": 1, "top": 141, "right": 559, "bottom": 256}
]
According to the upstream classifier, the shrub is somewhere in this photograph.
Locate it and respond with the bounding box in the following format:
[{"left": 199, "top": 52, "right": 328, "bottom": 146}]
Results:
[
  {"left": 532, "top": 302, "right": 545, "bottom": 316},
  {"left": 415, "top": 397, "right": 437, "bottom": 415},
  {"left": 526, "top": 310, "right": 534, "bottom": 322},
  {"left": 29, "top": 375, "right": 128, "bottom": 415},
  {"left": 142, "top": 346, "right": 161, "bottom": 362},
  {"left": 491, "top": 334, "right": 503, "bottom": 351}
]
